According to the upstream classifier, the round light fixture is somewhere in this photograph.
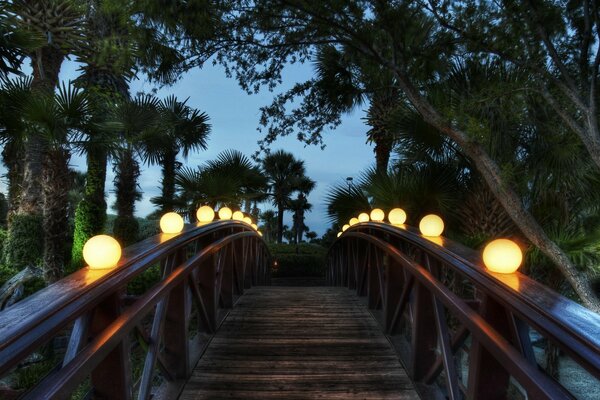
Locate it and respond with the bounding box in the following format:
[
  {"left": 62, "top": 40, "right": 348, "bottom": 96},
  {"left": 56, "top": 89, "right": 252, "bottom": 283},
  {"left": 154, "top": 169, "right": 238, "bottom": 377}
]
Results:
[{"left": 83, "top": 235, "right": 122, "bottom": 270}]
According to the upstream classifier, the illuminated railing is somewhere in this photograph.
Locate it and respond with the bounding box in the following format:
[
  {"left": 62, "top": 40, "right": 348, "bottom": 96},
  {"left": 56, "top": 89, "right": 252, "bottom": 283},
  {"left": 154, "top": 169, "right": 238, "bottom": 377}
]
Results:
[
  {"left": 0, "top": 220, "right": 271, "bottom": 399},
  {"left": 328, "top": 222, "right": 600, "bottom": 400}
]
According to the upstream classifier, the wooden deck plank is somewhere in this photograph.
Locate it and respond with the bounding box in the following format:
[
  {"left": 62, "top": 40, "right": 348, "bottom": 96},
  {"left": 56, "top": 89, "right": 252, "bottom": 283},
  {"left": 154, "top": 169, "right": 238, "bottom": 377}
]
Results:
[{"left": 179, "top": 287, "right": 419, "bottom": 399}]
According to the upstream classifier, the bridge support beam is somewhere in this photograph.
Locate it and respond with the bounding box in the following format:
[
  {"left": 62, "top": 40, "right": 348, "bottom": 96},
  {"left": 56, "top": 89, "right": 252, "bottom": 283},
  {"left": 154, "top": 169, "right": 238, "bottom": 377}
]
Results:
[
  {"left": 90, "top": 292, "right": 132, "bottom": 400},
  {"left": 410, "top": 282, "right": 437, "bottom": 382}
]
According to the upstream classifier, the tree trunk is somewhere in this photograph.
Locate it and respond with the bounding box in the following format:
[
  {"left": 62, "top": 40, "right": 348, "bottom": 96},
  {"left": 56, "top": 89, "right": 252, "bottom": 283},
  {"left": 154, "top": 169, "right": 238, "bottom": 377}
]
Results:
[
  {"left": 2, "top": 139, "right": 23, "bottom": 218},
  {"left": 5, "top": 46, "right": 64, "bottom": 270},
  {"left": 19, "top": 46, "right": 64, "bottom": 215},
  {"left": 393, "top": 69, "right": 600, "bottom": 311},
  {"left": 161, "top": 150, "right": 177, "bottom": 212},
  {"left": 277, "top": 202, "right": 285, "bottom": 243},
  {"left": 71, "top": 148, "right": 108, "bottom": 270},
  {"left": 374, "top": 138, "right": 392, "bottom": 174},
  {"left": 113, "top": 148, "right": 140, "bottom": 246},
  {"left": 42, "top": 148, "right": 71, "bottom": 283}
]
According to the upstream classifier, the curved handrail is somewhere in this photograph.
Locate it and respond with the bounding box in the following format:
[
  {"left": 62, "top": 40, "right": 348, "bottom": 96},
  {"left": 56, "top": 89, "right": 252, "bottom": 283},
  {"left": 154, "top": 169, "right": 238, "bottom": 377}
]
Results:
[
  {"left": 328, "top": 222, "right": 600, "bottom": 400},
  {"left": 0, "top": 220, "right": 271, "bottom": 399}
]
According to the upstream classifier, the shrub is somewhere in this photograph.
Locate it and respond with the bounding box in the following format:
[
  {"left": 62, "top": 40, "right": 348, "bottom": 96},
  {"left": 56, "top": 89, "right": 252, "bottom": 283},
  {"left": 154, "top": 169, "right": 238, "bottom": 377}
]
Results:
[
  {"left": 4, "top": 214, "right": 43, "bottom": 270},
  {"left": 269, "top": 243, "right": 327, "bottom": 277}
]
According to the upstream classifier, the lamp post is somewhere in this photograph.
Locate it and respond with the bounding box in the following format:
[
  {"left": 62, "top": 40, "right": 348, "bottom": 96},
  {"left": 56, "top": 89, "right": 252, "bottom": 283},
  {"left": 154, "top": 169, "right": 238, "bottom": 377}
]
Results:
[{"left": 346, "top": 176, "right": 353, "bottom": 190}]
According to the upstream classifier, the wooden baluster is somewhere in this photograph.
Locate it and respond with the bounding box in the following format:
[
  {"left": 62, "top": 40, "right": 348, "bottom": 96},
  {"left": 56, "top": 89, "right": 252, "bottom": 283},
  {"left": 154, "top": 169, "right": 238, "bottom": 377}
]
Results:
[
  {"left": 367, "top": 245, "right": 381, "bottom": 309},
  {"left": 89, "top": 292, "right": 132, "bottom": 400},
  {"left": 219, "top": 246, "right": 234, "bottom": 309},
  {"left": 163, "top": 249, "right": 190, "bottom": 382},
  {"left": 196, "top": 253, "right": 218, "bottom": 332},
  {"left": 384, "top": 260, "right": 405, "bottom": 333},
  {"left": 466, "top": 295, "right": 514, "bottom": 399},
  {"left": 356, "top": 242, "right": 369, "bottom": 297},
  {"left": 346, "top": 241, "right": 356, "bottom": 289},
  {"left": 410, "top": 282, "right": 437, "bottom": 381}
]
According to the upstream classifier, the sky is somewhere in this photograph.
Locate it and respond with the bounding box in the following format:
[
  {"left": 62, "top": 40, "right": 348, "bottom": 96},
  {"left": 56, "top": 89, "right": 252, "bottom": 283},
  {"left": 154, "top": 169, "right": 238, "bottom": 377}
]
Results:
[{"left": 8, "top": 59, "right": 375, "bottom": 236}]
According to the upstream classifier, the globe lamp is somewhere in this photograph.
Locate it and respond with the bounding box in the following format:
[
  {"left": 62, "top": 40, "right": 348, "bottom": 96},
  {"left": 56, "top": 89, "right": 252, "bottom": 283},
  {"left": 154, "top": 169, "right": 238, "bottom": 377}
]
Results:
[
  {"left": 483, "top": 239, "right": 523, "bottom": 274},
  {"left": 218, "top": 207, "right": 233, "bottom": 220},
  {"left": 358, "top": 212, "right": 370, "bottom": 223},
  {"left": 196, "top": 206, "right": 215, "bottom": 223},
  {"left": 349, "top": 217, "right": 359, "bottom": 226},
  {"left": 160, "top": 212, "right": 184, "bottom": 234},
  {"left": 342, "top": 224, "right": 350, "bottom": 232},
  {"left": 232, "top": 211, "right": 244, "bottom": 221},
  {"left": 388, "top": 208, "right": 407, "bottom": 225},
  {"left": 419, "top": 214, "right": 444, "bottom": 237},
  {"left": 83, "top": 235, "right": 122, "bottom": 270},
  {"left": 370, "top": 208, "right": 385, "bottom": 222}
]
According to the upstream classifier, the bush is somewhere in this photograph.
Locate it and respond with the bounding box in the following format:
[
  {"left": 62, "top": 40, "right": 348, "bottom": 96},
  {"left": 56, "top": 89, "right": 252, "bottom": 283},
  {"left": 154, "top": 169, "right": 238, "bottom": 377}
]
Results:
[
  {"left": 269, "top": 243, "right": 327, "bottom": 277},
  {"left": 4, "top": 214, "right": 43, "bottom": 269}
]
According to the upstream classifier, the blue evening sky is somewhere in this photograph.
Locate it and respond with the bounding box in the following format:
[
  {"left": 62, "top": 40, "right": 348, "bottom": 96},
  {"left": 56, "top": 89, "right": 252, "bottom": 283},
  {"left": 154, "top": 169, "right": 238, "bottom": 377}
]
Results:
[{"left": 12, "top": 60, "right": 375, "bottom": 235}]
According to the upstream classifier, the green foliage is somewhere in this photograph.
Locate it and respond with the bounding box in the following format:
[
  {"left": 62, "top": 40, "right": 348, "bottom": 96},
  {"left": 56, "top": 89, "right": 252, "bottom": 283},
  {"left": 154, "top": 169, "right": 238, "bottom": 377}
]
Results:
[
  {"left": 138, "top": 218, "right": 160, "bottom": 241},
  {"left": 113, "top": 215, "right": 139, "bottom": 247},
  {"left": 70, "top": 198, "right": 107, "bottom": 272},
  {"left": 127, "top": 264, "right": 161, "bottom": 295},
  {"left": 269, "top": 243, "right": 327, "bottom": 277},
  {"left": 0, "top": 263, "right": 17, "bottom": 287},
  {"left": 4, "top": 214, "right": 43, "bottom": 269}
]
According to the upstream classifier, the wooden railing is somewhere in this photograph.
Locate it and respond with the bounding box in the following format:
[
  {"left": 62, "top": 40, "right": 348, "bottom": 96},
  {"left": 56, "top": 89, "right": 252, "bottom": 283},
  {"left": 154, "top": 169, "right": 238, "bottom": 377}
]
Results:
[
  {"left": 328, "top": 222, "right": 600, "bottom": 400},
  {"left": 0, "top": 220, "right": 271, "bottom": 399}
]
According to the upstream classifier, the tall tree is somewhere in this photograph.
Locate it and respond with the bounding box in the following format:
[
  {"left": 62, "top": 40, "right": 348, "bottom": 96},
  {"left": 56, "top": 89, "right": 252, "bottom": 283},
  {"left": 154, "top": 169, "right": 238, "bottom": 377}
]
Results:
[
  {"left": 262, "top": 150, "right": 312, "bottom": 243},
  {"left": 147, "top": 95, "right": 210, "bottom": 213},
  {"left": 5, "top": 0, "right": 84, "bottom": 269},
  {"left": 110, "top": 95, "right": 161, "bottom": 245},
  {"left": 175, "top": 150, "right": 267, "bottom": 220},
  {"left": 210, "top": 0, "right": 600, "bottom": 310},
  {"left": 70, "top": 0, "right": 134, "bottom": 269}
]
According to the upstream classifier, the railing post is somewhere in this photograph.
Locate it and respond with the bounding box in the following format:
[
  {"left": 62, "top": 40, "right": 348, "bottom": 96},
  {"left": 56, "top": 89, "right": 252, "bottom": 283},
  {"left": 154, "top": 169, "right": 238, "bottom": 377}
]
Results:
[
  {"left": 163, "top": 249, "right": 190, "bottom": 381},
  {"left": 89, "top": 292, "right": 132, "bottom": 400},
  {"left": 196, "top": 253, "right": 218, "bottom": 332},
  {"left": 384, "top": 259, "right": 404, "bottom": 333},
  {"left": 346, "top": 241, "right": 356, "bottom": 289},
  {"left": 367, "top": 246, "right": 381, "bottom": 309},
  {"left": 410, "top": 282, "right": 437, "bottom": 381},
  {"left": 355, "top": 240, "right": 369, "bottom": 297},
  {"left": 467, "top": 295, "right": 514, "bottom": 399},
  {"left": 219, "top": 245, "right": 234, "bottom": 309}
]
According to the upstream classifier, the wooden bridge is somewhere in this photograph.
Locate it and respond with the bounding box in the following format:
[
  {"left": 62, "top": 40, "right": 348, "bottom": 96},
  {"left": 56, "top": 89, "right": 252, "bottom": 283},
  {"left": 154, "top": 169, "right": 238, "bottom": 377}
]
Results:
[{"left": 1, "top": 220, "right": 599, "bottom": 399}]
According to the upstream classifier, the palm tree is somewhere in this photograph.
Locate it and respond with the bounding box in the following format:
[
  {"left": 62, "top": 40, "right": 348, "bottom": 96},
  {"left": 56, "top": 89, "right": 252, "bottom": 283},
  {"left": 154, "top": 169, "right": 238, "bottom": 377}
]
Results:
[
  {"left": 147, "top": 95, "right": 210, "bottom": 213},
  {"left": 110, "top": 94, "right": 162, "bottom": 245},
  {"left": 3, "top": 83, "right": 90, "bottom": 282},
  {"left": 175, "top": 150, "right": 267, "bottom": 221},
  {"left": 313, "top": 45, "right": 403, "bottom": 172},
  {"left": 262, "top": 150, "right": 312, "bottom": 243},
  {"left": 5, "top": 0, "right": 85, "bottom": 270},
  {"left": 259, "top": 209, "right": 277, "bottom": 243},
  {"left": 289, "top": 194, "right": 312, "bottom": 244}
]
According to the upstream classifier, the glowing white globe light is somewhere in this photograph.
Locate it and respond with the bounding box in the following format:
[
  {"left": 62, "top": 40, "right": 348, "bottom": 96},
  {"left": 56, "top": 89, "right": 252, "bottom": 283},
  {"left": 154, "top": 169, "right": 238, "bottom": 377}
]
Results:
[
  {"left": 196, "top": 206, "right": 215, "bottom": 223},
  {"left": 483, "top": 239, "right": 523, "bottom": 274},
  {"left": 232, "top": 211, "right": 244, "bottom": 221},
  {"left": 218, "top": 207, "right": 232, "bottom": 220},
  {"left": 419, "top": 214, "right": 444, "bottom": 237},
  {"left": 388, "top": 208, "right": 407, "bottom": 225},
  {"left": 83, "top": 235, "right": 122, "bottom": 270},
  {"left": 370, "top": 208, "right": 385, "bottom": 222},
  {"left": 160, "top": 212, "right": 184, "bottom": 234}
]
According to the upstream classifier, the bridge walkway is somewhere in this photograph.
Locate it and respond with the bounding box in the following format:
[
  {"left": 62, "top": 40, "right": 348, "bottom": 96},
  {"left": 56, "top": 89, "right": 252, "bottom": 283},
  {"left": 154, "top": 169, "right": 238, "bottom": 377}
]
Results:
[{"left": 179, "top": 286, "right": 419, "bottom": 399}]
